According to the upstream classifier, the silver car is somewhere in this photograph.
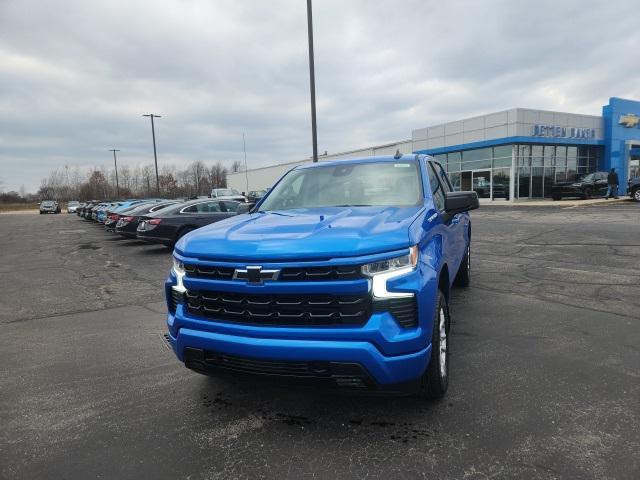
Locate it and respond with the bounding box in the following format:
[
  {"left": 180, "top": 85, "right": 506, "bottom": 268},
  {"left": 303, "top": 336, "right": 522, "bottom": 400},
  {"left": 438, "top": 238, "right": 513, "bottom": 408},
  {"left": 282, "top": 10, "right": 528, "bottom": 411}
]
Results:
[
  {"left": 67, "top": 200, "right": 80, "bottom": 213},
  {"left": 39, "top": 200, "right": 60, "bottom": 214}
]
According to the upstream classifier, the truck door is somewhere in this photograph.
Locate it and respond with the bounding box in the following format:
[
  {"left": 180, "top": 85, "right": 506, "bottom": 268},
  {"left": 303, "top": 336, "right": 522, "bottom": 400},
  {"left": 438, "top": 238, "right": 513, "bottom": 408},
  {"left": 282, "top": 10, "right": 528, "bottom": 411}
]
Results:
[{"left": 428, "top": 161, "right": 466, "bottom": 275}]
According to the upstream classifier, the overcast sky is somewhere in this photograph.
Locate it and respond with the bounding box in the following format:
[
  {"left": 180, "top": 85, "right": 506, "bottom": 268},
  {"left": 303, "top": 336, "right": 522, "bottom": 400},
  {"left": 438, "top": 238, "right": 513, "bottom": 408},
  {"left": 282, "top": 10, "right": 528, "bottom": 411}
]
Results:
[{"left": 1, "top": 0, "right": 639, "bottom": 193}]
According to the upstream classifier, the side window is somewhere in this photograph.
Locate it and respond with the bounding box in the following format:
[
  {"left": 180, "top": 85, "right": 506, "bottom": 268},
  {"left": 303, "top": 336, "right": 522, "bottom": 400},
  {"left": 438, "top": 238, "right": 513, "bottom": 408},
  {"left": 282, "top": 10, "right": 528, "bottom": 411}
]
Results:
[
  {"left": 197, "top": 202, "right": 221, "bottom": 213},
  {"left": 427, "top": 161, "right": 446, "bottom": 211},
  {"left": 221, "top": 201, "right": 239, "bottom": 212},
  {"left": 431, "top": 161, "right": 453, "bottom": 193},
  {"left": 181, "top": 204, "right": 198, "bottom": 213}
]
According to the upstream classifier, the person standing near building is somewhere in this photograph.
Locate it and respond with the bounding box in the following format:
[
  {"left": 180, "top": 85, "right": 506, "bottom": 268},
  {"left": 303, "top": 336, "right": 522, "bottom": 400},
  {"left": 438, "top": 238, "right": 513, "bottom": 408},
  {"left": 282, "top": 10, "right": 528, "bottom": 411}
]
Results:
[{"left": 605, "top": 168, "right": 619, "bottom": 199}]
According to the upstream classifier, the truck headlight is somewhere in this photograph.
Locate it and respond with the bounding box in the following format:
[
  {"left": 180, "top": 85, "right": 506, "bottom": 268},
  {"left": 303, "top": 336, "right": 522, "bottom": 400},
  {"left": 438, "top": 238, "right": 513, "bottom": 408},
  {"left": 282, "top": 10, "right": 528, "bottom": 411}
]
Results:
[
  {"left": 362, "top": 246, "right": 418, "bottom": 298},
  {"left": 172, "top": 257, "right": 186, "bottom": 292}
]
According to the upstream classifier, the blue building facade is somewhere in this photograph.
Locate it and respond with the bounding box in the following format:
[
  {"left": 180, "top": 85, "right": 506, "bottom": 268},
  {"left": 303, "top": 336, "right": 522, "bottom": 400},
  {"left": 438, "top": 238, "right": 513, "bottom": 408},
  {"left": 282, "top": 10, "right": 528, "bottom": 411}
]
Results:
[{"left": 412, "top": 97, "right": 640, "bottom": 200}]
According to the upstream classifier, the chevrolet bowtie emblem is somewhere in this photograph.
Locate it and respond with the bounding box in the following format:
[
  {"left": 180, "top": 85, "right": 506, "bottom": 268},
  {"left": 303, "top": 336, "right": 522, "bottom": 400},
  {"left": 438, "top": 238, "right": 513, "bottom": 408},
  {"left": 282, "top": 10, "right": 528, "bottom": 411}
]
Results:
[
  {"left": 618, "top": 114, "right": 640, "bottom": 128},
  {"left": 233, "top": 266, "right": 280, "bottom": 284}
]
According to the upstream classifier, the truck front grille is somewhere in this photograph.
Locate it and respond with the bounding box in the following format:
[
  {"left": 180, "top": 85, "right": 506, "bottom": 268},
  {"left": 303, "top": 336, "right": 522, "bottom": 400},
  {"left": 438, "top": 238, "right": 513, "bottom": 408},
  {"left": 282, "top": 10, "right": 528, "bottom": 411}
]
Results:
[
  {"left": 185, "top": 290, "right": 371, "bottom": 326},
  {"left": 183, "top": 264, "right": 363, "bottom": 282}
]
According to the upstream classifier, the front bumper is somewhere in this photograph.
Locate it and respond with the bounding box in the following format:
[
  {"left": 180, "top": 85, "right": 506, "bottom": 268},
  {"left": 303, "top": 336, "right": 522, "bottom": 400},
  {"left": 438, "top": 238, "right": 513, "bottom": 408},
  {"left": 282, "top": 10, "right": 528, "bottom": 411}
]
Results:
[
  {"left": 166, "top": 327, "right": 429, "bottom": 390},
  {"left": 165, "top": 249, "right": 440, "bottom": 388}
]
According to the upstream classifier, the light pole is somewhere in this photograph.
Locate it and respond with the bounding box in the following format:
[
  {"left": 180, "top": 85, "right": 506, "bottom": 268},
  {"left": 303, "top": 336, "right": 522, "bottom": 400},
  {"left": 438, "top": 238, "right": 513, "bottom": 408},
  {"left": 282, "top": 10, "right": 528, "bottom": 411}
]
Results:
[
  {"left": 243, "top": 132, "right": 249, "bottom": 194},
  {"left": 143, "top": 114, "right": 162, "bottom": 195},
  {"left": 306, "top": 0, "right": 318, "bottom": 162},
  {"left": 109, "top": 149, "right": 120, "bottom": 198}
]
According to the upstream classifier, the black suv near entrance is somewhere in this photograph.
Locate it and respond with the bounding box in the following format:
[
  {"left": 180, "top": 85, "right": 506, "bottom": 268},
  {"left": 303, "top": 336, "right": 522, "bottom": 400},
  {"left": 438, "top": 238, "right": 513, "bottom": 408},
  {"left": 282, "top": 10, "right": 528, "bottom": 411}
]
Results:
[{"left": 551, "top": 172, "right": 608, "bottom": 200}]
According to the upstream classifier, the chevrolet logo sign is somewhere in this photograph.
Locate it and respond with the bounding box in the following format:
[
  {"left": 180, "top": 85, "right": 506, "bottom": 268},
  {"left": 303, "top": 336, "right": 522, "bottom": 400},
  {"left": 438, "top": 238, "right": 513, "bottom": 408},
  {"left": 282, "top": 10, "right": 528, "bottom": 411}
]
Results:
[
  {"left": 618, "top": 114, "right": 640, "bottom": 128},
  {"left": 232, "top": 266, "right": 280, "bottom": 284}
]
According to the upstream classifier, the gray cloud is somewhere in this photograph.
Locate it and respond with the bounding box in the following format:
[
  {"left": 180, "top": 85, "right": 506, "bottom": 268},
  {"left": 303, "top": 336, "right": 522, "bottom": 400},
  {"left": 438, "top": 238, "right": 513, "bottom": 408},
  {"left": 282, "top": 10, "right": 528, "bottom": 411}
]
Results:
[{"left": 1, "top": 0, "right": 639, "bottom": 192}]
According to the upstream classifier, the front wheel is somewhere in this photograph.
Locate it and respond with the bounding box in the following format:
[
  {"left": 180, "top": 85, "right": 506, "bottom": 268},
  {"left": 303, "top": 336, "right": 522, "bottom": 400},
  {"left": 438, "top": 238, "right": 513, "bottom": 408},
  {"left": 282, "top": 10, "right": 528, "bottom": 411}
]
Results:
[
  {"left": 453, "top": 244, "right": 470, "bottom": 287},
  {"left": 633, "top": 188, "right": 640, "bottom": 202},
  {"left": 417, "top": 291, "right": 450, "bottom": 399},
  {"left": 552, "top": 194, "right": 561, "bottom": 201},
  {"left": 583, "top": 187, "right": 592, "bottom": 200}
]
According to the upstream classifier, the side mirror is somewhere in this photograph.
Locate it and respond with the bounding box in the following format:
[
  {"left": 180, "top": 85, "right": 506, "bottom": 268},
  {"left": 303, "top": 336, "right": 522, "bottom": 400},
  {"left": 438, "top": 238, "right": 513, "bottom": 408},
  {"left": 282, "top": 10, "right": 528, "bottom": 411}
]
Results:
[{"left": 445, "top": 191, "right": 479, "bottom": 215}]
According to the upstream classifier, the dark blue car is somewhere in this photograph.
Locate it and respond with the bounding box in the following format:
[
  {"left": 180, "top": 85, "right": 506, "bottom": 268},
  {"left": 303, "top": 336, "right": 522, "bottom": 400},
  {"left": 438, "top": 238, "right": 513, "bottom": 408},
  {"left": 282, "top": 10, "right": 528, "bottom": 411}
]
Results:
[{"left": 165, "top": 155, "right": 479, "bottom": 398}]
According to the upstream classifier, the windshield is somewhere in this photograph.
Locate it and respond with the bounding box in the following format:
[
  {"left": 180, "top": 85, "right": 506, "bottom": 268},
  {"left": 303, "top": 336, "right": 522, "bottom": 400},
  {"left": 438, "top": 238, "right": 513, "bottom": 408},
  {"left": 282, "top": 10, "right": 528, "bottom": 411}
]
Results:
[
  {"left": 215, "top": 189, "right": 240, "bottom": 196},
  {"left": 581, "top": 173, "right": 595, "bottom": 182},
  {"left": 259, "top": 161, "right": 423, "bottom": 211},
  {"left": 68, "top": 201, "right": 79, "bottom": 206}
]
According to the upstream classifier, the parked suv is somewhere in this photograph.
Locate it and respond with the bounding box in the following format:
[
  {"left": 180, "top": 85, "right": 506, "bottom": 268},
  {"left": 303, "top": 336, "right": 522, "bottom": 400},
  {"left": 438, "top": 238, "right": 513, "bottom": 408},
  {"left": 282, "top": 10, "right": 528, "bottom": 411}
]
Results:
[
  {"left": 166, "top": 155, "right": 479, "bottom": 398},
  {"left": 551, "top": 171, "right": 609, "bottom": 200},
  {"left": 628, "top": 176, "right": 640, "bottom": 202},
  {"left": 39, "top": 200, "right": 60, "bottom": 214}
]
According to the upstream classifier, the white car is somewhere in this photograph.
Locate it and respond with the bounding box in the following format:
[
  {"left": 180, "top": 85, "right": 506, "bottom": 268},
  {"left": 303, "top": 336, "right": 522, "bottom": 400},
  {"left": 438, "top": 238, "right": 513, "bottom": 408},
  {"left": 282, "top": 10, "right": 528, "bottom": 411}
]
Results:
[
  {"left": 67, "top": 200, "right": 80, "bottom": 213},
  {"left": 210, "top": 188, "right": 247, "bottom": 203}
]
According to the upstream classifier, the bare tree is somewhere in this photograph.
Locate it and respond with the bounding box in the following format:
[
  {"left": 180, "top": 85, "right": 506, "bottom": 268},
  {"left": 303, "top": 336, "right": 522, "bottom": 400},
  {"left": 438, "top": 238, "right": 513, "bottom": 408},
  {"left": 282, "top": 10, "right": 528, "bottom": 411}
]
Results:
[{"left": 231, "top": 160, "right": 243, "bottom": 173}]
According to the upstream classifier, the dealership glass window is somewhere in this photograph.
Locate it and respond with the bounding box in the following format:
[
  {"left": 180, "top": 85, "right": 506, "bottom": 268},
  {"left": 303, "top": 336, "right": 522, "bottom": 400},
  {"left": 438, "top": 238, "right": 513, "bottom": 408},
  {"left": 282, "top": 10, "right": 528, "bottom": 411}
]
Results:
[
  {"left": 567, "top": 146, "right": 578, "bottom": 159},
  {"left": 567, "top": 158, "right": 577, "bottom": 181},
  {"left": 493, "top": 145, "right": 512, "bottom": 167},
  {"left": 518, "top": 145, "right": 531, "bottom": 165},
  {"left": 447, "top": 152, "right": 461, "bottom": 172},
  {"left": 492, "top": 168, "right": 510, "bottom": 200},
  {"left": 462, "top": 148, "right": 491, "bottom": 170},
  {"left": 544, "top": 146, "right": 555, "bottom": 165},
  {"left": 518, "top": 167, "right": 530, "bottom": 198},
  {"left": 555, "top": 146, "right": 567, "bottom": 166}
]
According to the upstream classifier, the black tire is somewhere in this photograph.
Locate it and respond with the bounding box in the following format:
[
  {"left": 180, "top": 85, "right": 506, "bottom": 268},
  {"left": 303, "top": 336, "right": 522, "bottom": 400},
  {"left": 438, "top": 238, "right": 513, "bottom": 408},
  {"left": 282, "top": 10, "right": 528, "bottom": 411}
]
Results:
[
  {"left": 417, "top": 290, "right": 450, "bottom": 399},
  {"left": 454, "top": 244, "right": 470, "bottom": 287},
  {"left": 632, "top": 188, "right": 640, "bottom": 202},
  {"left": 552, "top": 194, "right": 561, "bottom": 201},
  {"left": 583, "top": 187, "right": 592, "bottom": 200}
]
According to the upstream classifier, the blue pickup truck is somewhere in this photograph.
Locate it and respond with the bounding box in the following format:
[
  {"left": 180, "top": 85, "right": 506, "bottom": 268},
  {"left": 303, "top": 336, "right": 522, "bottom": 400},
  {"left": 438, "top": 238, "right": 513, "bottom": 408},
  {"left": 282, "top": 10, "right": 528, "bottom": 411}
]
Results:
[{"left": 165, "top": 155, "right": 479, "bottom": 398}]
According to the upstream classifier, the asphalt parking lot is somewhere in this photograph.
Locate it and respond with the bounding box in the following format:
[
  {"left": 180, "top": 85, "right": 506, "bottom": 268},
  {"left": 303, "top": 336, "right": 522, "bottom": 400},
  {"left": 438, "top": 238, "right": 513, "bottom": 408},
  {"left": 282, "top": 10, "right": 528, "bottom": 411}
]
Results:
[{"left": 1, "top": 204, "right": 639, "bottom": 480}]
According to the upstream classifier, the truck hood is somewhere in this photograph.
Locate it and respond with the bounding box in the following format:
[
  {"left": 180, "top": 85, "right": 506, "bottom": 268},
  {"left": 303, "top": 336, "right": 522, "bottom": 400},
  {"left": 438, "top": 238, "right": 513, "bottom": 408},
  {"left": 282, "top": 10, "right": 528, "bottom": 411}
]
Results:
[{"left": 176, "top": 206, "right": 423, "bottom": 261}]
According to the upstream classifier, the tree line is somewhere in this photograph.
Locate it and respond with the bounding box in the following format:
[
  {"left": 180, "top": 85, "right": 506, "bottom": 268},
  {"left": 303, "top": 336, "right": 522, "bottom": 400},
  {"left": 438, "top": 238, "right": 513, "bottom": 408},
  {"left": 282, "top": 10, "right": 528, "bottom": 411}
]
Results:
[{"left": 36, "top": 160, "right": 244, "bottom": 201}]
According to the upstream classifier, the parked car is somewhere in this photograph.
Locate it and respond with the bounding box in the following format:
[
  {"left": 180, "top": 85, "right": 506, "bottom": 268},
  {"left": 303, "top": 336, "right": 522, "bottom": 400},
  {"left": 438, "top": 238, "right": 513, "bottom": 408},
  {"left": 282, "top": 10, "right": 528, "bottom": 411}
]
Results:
[
  {"left": 82, "top": 201, "right": 101, "bottom": 219},
  {"left": 246, "top": 190, "right": 267, "bottom": 203},
  {"left": 39, "top": 200, "right": 60, "bottom": 214},
  {"left": 211, "top": 188, "right": 247, "bottom": 203},
  {"left": 67, "top": 200, "right": 80, "bottom": 213},
  {"left": 551, "top": 171, "right": 609, "bottom": 200},
  {"left": 103, "top": 200, "right": 158, "bottom": 231},
  {"left": 628, "top": 176, "right": 640, "bottom": 202},
  {"left": 115, "top": 201, "right": 180, "bottom": 238},
  {"left": 137, "top": 199, "right": 240, "bottom": 247},
  {"left": 165, "top": 155, "right": 479, "bottom": 398}
]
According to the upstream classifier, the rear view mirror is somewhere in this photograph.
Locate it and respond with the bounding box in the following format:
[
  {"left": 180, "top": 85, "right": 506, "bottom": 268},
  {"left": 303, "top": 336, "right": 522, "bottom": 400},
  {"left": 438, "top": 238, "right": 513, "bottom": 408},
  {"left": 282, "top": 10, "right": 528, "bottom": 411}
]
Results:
[{"left": 445, "top": 191, "right": 479, "bottom": 215}]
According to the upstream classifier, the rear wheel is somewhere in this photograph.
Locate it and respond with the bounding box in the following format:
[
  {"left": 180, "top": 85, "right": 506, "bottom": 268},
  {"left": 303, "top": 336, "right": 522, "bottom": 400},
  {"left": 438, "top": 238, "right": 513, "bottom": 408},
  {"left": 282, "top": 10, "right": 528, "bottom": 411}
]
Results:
[
  {"left": 417, "top": 291, "right": 449, "bottom": 399},
  {"left": 453, "top": 244, "right": 470, "bottom": 287},
  {"left": 583, "top": 187, "right": 592, "bottom": 200},
  {"left": 552, "top": 193, "right": 561, "bottom": 201}
]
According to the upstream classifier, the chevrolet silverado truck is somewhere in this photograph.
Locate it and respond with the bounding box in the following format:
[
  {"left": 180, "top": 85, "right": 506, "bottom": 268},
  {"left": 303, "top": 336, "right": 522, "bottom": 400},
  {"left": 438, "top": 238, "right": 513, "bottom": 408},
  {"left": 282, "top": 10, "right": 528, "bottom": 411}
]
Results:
[{"left": 165, "top": 155, "right": 479, "bottom": 398}]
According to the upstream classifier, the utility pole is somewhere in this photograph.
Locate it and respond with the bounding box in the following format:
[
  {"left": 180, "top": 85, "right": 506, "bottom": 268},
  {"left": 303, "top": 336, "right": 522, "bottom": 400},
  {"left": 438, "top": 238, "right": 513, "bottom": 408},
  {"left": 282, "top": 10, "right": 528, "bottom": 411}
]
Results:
[
  {"left": 109, "top": 149, "right": 120, "bottom": 198},
  {"left": 143, "top": 114, "right": 162, "bottom": 195},
  {"left": 306, "top": 0, "right": 318, "bottom": 162},
  {"left": 243, "top": 132, "right": 249, "bottom": 194}
]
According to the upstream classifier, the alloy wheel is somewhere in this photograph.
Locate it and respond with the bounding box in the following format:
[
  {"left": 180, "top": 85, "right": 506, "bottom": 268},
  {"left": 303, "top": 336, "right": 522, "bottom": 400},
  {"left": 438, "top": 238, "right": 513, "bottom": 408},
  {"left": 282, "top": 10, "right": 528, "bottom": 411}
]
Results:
[{"left": 439, "top": 307, "right": 447, "bottom": 379}]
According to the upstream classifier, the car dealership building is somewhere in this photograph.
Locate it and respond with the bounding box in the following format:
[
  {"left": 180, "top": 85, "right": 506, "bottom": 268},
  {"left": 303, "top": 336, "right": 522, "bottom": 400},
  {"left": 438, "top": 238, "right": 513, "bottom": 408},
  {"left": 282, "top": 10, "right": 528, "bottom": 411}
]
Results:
[{"left": 228, "top": 97, "right": 640, "bottom": 201}]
